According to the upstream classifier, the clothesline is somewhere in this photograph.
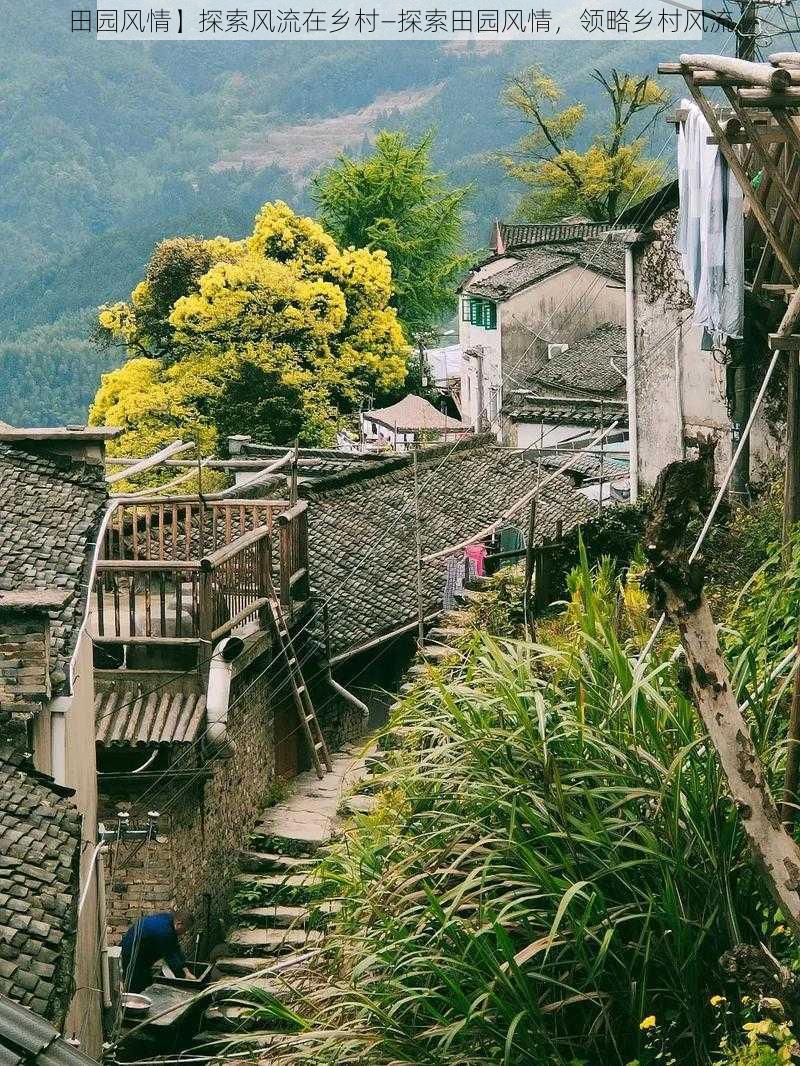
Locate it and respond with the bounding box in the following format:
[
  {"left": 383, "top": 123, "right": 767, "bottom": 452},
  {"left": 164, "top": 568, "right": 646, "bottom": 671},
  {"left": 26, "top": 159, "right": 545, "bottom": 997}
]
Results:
[{"left": 422, "top": 420, "right": 620, "bottom": 564}]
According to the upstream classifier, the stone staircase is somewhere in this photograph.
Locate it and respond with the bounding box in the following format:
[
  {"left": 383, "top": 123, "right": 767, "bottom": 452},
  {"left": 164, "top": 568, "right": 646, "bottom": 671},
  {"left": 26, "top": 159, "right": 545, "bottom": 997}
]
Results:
[
  {"left": 191, "top": 745, "right": 377, "bottom": 1050},
  {"left": 192, "top": 606, "right": 475, "bottom": 1058}
]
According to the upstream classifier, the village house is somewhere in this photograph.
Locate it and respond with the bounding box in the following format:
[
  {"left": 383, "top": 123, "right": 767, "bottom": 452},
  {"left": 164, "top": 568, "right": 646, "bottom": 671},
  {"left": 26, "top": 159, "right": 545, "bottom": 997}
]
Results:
[
  {"left": 458, "top": 222, "right": 628, "bottom": 438},
  {"left": 360, "top": 393, "right": 469, "bottom": 451},
  {"left": 0, "top": 426, "right": 120, "bottom": 1056},
  {"left": 621, "top": 181, "right": 781, "bottom": 495}
]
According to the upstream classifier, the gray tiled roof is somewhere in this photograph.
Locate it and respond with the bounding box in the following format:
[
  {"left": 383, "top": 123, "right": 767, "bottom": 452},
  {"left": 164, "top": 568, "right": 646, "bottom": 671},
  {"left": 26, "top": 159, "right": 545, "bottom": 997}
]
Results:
[
  {"left": 499, "top": 221, "right": 613, "bottom": 249},
  {"left": 506, "top": 398, "right": 628, "bottom": 428},
  {"left": 518, "top": 324, "right": 627, "bottom": 396},
  {"left": 464, "top": 238, "right": 626, "bottom": 301},
  {"left": 303, "top": 436, "right": 594, "bottom": 657},
  {"left": 0, "top": 993, "right": 96, "bottom": 1065},
  {"left": 534, "top": 451, "right": 629, "bottom": 481},
  {"left": 0, "top": 747, "right": 80, "bottom": 1023},
  {"left": 95, "top": 685, "right": 206, "bottom": 748},
  {"left": 0, "top": 443, "right": 108, "bottom": 692}
]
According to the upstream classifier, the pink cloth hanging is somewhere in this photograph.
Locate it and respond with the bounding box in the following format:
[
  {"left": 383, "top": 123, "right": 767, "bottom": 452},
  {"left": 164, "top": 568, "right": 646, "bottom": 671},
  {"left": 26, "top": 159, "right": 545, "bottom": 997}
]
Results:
[{"left": 464, "top": 543, "right": 488, "bottom": 578}]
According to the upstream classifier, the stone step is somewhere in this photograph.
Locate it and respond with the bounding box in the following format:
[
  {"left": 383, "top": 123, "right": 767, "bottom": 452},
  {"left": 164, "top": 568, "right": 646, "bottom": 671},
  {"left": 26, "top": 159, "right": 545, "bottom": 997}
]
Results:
[
  {"left": 234, "top": 904, "right": 310, "bottom": 928},
  {"left": 213, "top": 955, "right": 274, "bottom": 976},
  {"left": 420, "top": 643, "right": 458, "bottom": 660},
  {"left": 427, "top": 625, "right": 468, "bottom": 640},
  {"left": 223, "top": 926, "right": 322, "bottom": 958},
  {"left": 234, "top": 872, "right": 321, "bottom": 906},
  {"left": 407, "top": 662, "right": 429, "bottom": 675},
  {"left": 339, "top": 794, "right": 378, "bottom": 817},
  {"left": 239, "top": 850, "right": 319, "bottom": 874},
  {"left": 194, "top": 1030, "right": 312, "bottom": 1056},
  {"left": 250, "top": 820, "right": 334, "bottom": 856}
]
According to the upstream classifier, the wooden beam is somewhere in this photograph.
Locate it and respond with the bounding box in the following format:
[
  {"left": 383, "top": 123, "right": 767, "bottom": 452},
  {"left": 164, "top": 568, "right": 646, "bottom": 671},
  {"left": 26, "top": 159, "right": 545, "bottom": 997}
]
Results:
[
  {"left": 694, "top": 70, "right": 800, "bottom": 87},
  {"left": 105, "top": 439, "right": 192, "bottom": 484},
  {"left": 680, "top": 54, "right": 792, "bottom": 89},
  {"left": 736, "top": 89, "right": 800, "bottom": 108},
  {"left": 769, "top": 334, "right": 800, "bottom": 350},
  {"left": 723, "top": 87, "right": 800, "bottom": 232},
  {"left": 770, "top": 53, "right": 800, "bottom": 68}
]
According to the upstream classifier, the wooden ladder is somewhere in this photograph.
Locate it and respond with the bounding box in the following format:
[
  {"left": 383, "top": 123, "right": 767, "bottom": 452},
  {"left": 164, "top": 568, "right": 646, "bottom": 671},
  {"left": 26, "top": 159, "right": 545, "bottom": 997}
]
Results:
[{"left": 267, "top": 596, "right": 332, "bottom": 779}]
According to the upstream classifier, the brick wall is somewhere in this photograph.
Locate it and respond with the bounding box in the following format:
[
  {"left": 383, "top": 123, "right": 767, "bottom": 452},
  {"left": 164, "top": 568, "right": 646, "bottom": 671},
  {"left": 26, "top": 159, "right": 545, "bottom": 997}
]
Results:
[
  {"left": 100, "top": 643, "right": 278, "bottom": 952},
  {"left": 0, "top": 613, "right": 50, "bottom": 713}
]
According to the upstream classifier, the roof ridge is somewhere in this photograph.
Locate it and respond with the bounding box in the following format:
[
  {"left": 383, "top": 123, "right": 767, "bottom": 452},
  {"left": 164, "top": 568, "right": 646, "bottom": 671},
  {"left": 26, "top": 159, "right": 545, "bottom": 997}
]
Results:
[{"left": 302, "top": 434, "right": 493, "bottom": 498}]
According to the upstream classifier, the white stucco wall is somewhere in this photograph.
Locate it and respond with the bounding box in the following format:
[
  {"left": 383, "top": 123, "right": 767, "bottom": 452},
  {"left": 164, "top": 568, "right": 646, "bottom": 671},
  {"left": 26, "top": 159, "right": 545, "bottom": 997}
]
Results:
[
  {"left": 33, "top": 629, "right": 104, "bottom": 1055},
  {"left": 459, "top": 261, "right": 626, "bottom": 438},
  {"left": 633, "top": 257, "right": 780, "bottom": 490}
]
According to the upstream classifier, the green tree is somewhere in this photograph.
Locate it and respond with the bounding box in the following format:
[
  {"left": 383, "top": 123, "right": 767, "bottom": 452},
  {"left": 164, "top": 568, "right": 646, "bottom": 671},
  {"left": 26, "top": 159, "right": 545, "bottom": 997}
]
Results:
[
  {"left": 312, "top": 131, "right": 471, "bottom": 343},
  {"left": 502, "top": 66, "right": 669, "bottom": 222},
  {"left": 89, "top": 202, "right": 409, "bottom": 456}
]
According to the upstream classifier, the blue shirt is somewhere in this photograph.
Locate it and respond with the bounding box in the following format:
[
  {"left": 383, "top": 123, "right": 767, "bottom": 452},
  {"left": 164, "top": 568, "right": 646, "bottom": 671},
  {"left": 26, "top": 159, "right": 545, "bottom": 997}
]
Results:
[{"left": 121, "top": 912, "right": 186, "bottom": 977}]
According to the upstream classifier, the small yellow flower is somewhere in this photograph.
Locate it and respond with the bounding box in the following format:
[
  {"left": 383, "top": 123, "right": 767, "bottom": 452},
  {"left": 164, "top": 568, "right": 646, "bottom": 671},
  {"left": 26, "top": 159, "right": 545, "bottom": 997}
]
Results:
[
  {"left": 640, "top": 1015, "right": 657, "bottom": 1030},
  {"left": 710, "top": 995, "right": 727, "bottom": 1007}
]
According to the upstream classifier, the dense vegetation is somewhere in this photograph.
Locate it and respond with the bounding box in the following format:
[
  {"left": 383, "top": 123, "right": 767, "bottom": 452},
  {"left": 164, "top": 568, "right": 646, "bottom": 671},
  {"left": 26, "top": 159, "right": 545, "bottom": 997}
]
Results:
[
  {"left": 0, "top": 7, "right": 688, "bottom": 425},
  {"left": 225, "top": 496, "right": 800, "bottom": 1065},
  {"left": 89, "top": 203, "right": 409, "bottom": 453}
]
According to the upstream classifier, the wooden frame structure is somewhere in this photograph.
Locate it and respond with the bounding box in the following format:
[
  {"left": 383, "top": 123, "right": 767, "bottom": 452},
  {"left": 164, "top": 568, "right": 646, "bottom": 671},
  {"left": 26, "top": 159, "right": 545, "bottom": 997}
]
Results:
[{"left": 658, "top": 52, "right": 800, "bottom": 526}]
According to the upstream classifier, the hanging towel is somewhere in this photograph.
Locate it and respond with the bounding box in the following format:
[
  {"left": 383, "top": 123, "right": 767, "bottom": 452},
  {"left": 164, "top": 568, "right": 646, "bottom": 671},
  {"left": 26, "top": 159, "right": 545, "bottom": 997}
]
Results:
[
  {"left": 676, "top": 99, "right": 743, "bottom": 340},
  {"left": 464, "top": 543, "right": 488, "bottom": 578}
]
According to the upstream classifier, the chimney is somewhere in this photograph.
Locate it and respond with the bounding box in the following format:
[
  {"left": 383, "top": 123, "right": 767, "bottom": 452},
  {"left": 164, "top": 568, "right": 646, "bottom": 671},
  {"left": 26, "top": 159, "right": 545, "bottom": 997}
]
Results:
[
  {"left": 491, "top": 220, "right": 506, "bottom": 256},
  {"left": 0, "top": 426, "right": 121, "bottom": 467}
]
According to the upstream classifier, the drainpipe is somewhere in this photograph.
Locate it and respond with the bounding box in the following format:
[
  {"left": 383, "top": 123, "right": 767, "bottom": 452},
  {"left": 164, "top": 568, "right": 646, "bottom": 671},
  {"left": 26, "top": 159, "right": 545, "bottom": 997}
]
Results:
[
  {"left": 674, "top": 321, "right": 685, "bottom": 458},
  {"left": 204, "top": 636, "right": 245, "bottom": 757},
  {"left": 328, "top": 672, "right": 370, "bottom": 728},
  {"left": 624, "top": 246, "right": 639, "bottom": 503}
]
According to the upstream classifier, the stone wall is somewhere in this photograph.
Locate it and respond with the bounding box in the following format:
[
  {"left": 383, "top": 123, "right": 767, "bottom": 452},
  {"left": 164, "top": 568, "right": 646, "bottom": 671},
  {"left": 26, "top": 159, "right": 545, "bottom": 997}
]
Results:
[{"left": 100, "top": 638, "right": 279, "bottom": 952}]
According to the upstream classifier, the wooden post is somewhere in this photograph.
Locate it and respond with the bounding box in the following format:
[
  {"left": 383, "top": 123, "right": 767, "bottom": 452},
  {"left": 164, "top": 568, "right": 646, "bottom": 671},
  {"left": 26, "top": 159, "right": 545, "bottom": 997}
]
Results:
[
  {"left": 412, "top": 450, "right": 425, "bottom": 647},
  {"left": 524, "top": 500, "right": 537, "bottom": 633},
  {"left": 782, "top": 625, "right": 800, "bottom": 826},
  {"left": 198, "top": 562, "right": 214, "bottom": 686},
  {"left": 290, "top": 439, "right": 299, "bottom": 505},
  {"left": 257, "top": 533, "right": 271, "bottom": 631},
  {"left": 784, "top": 353, "right": 800, "bottom": 542}
]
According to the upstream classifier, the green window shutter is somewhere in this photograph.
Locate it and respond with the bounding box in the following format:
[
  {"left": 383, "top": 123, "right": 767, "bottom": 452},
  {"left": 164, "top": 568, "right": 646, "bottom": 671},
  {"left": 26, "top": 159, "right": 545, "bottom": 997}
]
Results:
[
  {"left": 482, "top": 301, "right": 497, "bottom": 329},
  {"left": 469, "top": 297, "right": 480, "bottom": 326}
]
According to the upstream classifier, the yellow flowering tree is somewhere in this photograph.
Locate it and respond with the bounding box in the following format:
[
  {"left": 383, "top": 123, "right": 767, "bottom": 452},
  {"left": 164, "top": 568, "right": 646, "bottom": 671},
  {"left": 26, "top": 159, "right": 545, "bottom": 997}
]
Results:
[
  {"left": 502, "top": 66, "right": 669, "bottom": 221},
  {"left": 90, "top": 203, "right": 409, "bottom": 456}
]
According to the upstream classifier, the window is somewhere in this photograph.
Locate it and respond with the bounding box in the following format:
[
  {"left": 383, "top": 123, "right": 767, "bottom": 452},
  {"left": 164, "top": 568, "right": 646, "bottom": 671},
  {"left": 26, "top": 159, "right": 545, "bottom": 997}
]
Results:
[{"left": 468, "top": 297, "right": 497, "bottom": 330}]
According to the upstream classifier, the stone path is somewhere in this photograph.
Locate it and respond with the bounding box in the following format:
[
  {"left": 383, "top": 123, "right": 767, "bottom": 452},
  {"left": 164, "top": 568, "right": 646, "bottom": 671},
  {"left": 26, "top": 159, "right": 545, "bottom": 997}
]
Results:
[
  {"left": 193, "top": 605, "right": 475, "bottom": 1058},
  {"left": 194, "top": 743, "right": 378, "bottom": 1047}
]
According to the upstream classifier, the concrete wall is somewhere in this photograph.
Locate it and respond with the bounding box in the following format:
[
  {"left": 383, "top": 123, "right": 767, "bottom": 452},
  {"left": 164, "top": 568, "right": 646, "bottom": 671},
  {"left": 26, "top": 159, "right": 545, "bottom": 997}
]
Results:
[
  {"left": 459, "top": 263, "right": 626, "bottom": 436},
  {"left": 501, "top": 264, "right": 626, "bottom": 375},
  {"left": 633, "top": 215, "right": 780, "bottom": 489},
  {"left": 511, "top": 420, "right": 598, "bottom": 450}
]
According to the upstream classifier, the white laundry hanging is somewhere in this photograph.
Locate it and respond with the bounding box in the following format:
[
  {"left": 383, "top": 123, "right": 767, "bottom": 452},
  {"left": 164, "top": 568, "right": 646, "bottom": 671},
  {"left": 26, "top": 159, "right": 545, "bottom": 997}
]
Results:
[{"left": 676, "top": 98, "right": 744, "bottom": 340}]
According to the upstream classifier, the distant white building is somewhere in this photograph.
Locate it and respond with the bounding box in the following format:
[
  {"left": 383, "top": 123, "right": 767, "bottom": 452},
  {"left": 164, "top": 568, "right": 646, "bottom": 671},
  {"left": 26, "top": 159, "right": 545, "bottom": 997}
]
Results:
[{"left": 361, "top": 394, "right": 470, "bottom": 451}]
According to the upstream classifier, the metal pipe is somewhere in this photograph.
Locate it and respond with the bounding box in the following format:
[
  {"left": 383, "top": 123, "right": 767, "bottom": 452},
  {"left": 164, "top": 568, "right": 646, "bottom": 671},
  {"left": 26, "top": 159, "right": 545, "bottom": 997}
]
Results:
[
  {"left": 328, "top": 673, "right": 369, "bottom": 726},
  {"left": 204, "top": 636, "right": 245, "bottom": 757},
  {"left": 624, "top": 246, "right": 640, "bottom": 502}
]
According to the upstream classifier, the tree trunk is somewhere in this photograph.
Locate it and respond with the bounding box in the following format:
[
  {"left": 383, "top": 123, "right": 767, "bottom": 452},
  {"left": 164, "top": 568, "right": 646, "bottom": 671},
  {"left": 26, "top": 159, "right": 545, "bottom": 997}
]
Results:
[{"left": 646, "top": 448, "right": 800, "bottom": 937}]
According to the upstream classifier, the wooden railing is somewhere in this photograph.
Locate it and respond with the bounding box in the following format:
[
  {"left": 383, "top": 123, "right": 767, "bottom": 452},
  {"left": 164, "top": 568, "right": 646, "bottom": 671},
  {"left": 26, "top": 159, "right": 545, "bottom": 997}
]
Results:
[
  {"left": 92, "top": 497, "right": 310, "bottom": 654},
  {"left": 102, "top": 497, "right": 288, "bottom": 562}
]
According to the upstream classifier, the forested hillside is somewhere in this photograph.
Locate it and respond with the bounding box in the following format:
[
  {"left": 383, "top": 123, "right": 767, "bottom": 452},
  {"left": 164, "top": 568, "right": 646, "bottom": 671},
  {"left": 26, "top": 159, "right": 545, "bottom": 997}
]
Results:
[{"left": 0, "top": 3, "right": 688, "bottom": 425}]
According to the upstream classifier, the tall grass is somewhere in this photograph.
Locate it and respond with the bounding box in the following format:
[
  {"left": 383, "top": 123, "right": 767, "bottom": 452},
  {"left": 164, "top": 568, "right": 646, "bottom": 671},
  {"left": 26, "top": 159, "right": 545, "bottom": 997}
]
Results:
[{"left": 256, "top": 549, "right": 798, "bottom": 1065}]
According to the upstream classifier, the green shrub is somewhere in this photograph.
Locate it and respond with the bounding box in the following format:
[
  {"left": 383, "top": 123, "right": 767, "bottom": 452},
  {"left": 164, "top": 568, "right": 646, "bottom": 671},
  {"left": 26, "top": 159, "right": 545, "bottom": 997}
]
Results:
[{"left": 256, "top": 546, "right": 800, "bottom": 1065}]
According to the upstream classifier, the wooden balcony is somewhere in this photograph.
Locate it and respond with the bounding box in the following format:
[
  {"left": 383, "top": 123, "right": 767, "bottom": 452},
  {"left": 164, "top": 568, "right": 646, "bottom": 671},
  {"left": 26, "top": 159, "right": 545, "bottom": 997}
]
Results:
[{"left": 90, "top": 496, "right": 310, "bottom": 670}]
